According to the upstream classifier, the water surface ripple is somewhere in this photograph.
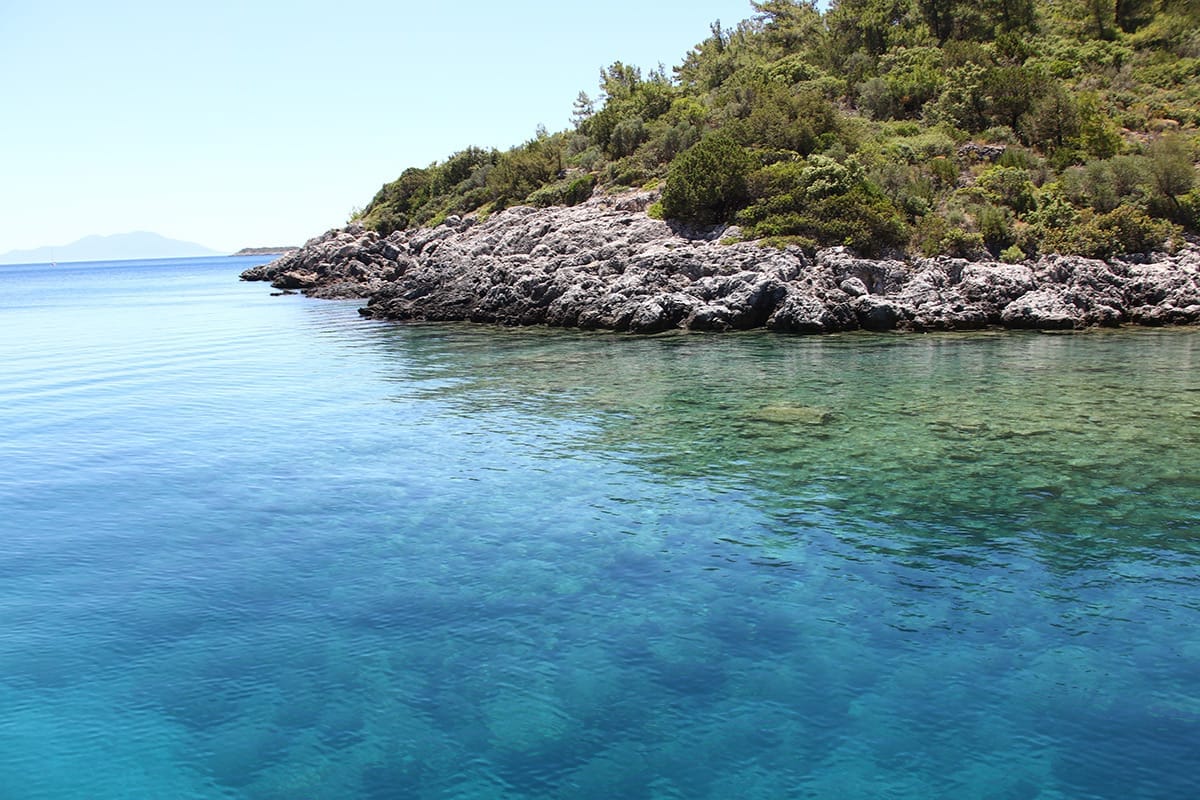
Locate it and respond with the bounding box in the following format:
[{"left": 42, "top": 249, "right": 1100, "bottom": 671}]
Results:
[{"left": 0, "top": 258, "right": 1197, "bottom": 799}]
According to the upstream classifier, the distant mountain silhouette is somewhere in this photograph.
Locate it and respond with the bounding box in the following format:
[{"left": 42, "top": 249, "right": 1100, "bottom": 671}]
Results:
[{"left": 0, "top": 232, "right": 220, "bottom": 265}]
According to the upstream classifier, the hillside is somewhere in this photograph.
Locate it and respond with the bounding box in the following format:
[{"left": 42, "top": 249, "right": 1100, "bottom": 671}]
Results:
[{"left": 352, "top": 0, "right": 1199, "bottom": 261}]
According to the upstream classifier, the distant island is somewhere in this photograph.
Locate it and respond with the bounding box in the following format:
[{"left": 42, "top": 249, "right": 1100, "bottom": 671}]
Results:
[
  {"left": 231, "top": 247, "right": 299, "bottom": 257},
  {"left": 0, "top": 232, "right": 218, "bottom": 265}
]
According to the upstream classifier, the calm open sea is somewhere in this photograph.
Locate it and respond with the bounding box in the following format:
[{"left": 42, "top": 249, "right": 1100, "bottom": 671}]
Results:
[{"left": 0, "top": 256, "right": 1197, "bottom": 799}]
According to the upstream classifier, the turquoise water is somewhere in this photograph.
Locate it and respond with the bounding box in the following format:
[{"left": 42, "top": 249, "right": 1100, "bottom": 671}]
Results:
[{"left": 0, "top": 257, "right": 1197, "bottom": 799}]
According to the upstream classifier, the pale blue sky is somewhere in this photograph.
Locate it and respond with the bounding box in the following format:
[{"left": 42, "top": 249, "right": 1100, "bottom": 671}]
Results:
[{"left": 1, "top": 0, "right": 761, "bottom": 253}]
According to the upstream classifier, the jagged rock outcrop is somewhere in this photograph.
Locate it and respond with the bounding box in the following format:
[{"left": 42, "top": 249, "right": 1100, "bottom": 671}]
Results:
[{"left": 241, "top": 191, "right": 1200, "bottom": 334}]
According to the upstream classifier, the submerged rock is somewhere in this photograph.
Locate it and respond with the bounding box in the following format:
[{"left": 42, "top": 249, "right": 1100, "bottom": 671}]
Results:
[
  {"left": 241, "top": 192, "right": 1200, "bottom": 334},
  {"left": 748, "top": 405, "right": 833, "bottom": 425}
]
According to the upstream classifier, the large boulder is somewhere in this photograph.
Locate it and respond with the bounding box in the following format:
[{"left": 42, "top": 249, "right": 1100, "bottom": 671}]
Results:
[{"left": 1001, "top": 290, "right": 1083, "bottom": 330}]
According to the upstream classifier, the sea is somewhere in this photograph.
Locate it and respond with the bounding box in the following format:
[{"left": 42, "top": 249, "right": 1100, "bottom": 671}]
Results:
[{"left": 0, "top": 255, "right": 1197, "bottom": 799}]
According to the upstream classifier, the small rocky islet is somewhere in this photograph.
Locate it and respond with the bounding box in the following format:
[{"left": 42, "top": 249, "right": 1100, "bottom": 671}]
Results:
[{"left": 241, "top": 190, "right": 1200, "bottom": 334}]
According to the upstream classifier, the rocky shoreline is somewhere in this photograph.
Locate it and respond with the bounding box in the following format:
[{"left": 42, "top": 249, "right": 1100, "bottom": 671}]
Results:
[{"left": 240, "top": 191, "right": 1200, "bottom": 334}]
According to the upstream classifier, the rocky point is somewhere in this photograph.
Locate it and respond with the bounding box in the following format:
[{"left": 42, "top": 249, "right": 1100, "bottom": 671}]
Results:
[{"left": 241, "top": 191, "right": 1200, "bottom": 334}]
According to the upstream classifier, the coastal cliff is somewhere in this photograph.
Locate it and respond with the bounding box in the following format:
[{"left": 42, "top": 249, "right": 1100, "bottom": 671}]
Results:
[{"left": 240, "top": 191, "right": 1200, "bottom": 333}]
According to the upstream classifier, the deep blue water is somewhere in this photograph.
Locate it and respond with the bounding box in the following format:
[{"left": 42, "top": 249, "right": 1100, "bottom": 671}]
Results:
[{"left": 1, "top": 256, "right": 1197, "bottom": 799}]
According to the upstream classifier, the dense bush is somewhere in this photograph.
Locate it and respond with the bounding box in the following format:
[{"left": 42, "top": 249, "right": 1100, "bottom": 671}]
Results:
[
  {"left": 487, "top": 137, "right": 563, "bottom": 207},
  {"left": 526, "top": 174, "right": 597, "bottom": 208},
  {"left": 661, "top": 134, "right": 755, "bottom": 225},
  {"left": 978, "top": 166, "right": 1038, "bottom": 215},
  {"left": 740, "top": 176, "right": 907, "bottom": 256},
  {"left": 360, "top": 168, "right": 433, "bottom": 235},
  {"left": 1042, "top": 206, "right": 1180, "bottom": 257}
]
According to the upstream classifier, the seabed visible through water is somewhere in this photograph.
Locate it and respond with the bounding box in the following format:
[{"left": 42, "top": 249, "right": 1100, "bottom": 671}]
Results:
[{"left": 0, "top": 257, "right": 1197, "bottom": 798}]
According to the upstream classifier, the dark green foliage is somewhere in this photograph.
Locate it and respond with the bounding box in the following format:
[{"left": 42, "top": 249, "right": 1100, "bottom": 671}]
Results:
[
  {"left": 917, "top": 0, "right": 1038, "bottom": 43},
  {"left": 739, "top": 187, "right": 907, "bottom": 255},
  {"left": 1116, "top": 0, "right": 1156, "bottom": 33},
  {"left": 727, "top": 84, "right": 837, "bottom": 154},
  {"left": 827, "top": 0, "right": 920, "bottom": 56},
  {"left": 978, "top": 166, "right": 1038, "bottom": 215},
  {"left": 431, "top": 147, "right": 496, "bottom": 196},
  {"left": 1042, "top": 206, "right": 1179, "bottom": 256},
  {"left": 1021, "top": 84, "right": 1080, "bottom": 152},
  {"left": 739, "top": 157, "right": 907, "bottom": 255},
  {"left": 527, "top": 174, "right": 597, "bottom": 208},
  {"left": 752, "top": 1, "right": 824, "bottom": 53},
  {"left": 915, "top": 214, "right": 987, "bottom": 257},
  {"left": 927, "top": 63, "right": 990, "bottom": 131},
  {"left": 977, "top": 203, "right": 1017, "bottom": 254},
  {"left": 1063, "top": 156, "right": 1149, "bottom": 211},
  {"left": 487, "top": 137, "right": 563, "bottom": 207},
  {"left": 661, "top": 134, "right": 755, "bottom": 224},
  {"left": 985, "top": 65, "right": 1045, "bottom": 132},
  {"left": 361, "top": 167, "right": 433, "bottom": 235},
  {"left": 608, "top": 117, "right": 647, "bottom": 158},
  {"left": 358, "top": 147, "right": 503, "bottom": 234},
  {"left": 1146, "top": 135, "right": 1197, "bottom": 209},
  {"left": 1177, "top": 189, "right": 1200, "bottom": 231},
  {"left": 349, "top": 0, "right": 1199, "bottom": 255},
  {"left": 988, "top": 0, "right": 1038, "bottom": 36}
]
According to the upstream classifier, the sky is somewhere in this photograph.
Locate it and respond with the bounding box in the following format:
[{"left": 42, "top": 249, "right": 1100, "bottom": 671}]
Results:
[{"left": 0, "top": 0, "right": 762, "bottom": 254}]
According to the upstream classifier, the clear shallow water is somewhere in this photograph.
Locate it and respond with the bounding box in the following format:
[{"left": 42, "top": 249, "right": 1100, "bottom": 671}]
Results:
[{"left": 0, "top": 257, "right": 1197, "bottom": 799}]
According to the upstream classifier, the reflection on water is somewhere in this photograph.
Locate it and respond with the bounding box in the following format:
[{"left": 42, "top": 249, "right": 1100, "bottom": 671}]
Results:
[{"left": 0, "top": 259, "right": 1197, "bottom": 798}]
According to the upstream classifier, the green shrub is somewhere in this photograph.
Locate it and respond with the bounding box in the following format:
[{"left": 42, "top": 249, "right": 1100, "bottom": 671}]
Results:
[
  {"left": 430, "top": 147, "right": 496, "bottom": 196},
  {"left": 728, "top": 84, "right": 836, "bottom": 154},
  {"left": 1145, "top": 135, "right": 1197, "bottom": 219},
  {"left": 1020, "top": 84, "right": 1080, "bottom": 153},
  {"left": 857, "top": 77, "right": 893, "bottom": 120},
  {"left": 605, "top": 157, "right": 648, "bottom": 188},
  {"left": 998, "top": 148, "right": 1040, "bottom": 171},
  {"left": 1000, "top": 244, "right": 1026, "bottom": 262},
  {"left": 878, "top": 46, "right": 946, "bottom": 118},
  {"left": 766, "top": 54, "right": 825, "bottom": 84},
  {"left": 453, "top": 186, "right": 492, "bottom": 215},
  {"left": 1025, "top": 186, "right": 1080, "bottom": 230},
  {"left": 978, "top": 166, "right": 1038, "bottom": 216},
  {"left": 759, "top": 235, "right": 819, "bottom": 253},
  {"left": 571, "top": 145, "right": 605, "bottom": 172},
  {"left": 487, "top": 138, "right": 562, "bottom": 206},
  {"left": 1063, "top": 156, "right": 1153, "bottom": 212},
  {"left": 927, "top": 64, "right": 989, "bottom": 132},
  {"left": 1043, "top": 207, "right": 1180, "bottom": 257},
  {"left": 928, "top": 156, "right": 959, "bottom": 187},
  {"left": 914, "top": 214, "right": 985, "bottom": 258},
  {"left": 738, "top": 185, "right": 907, "bottom": 256},
  {"left": 364, "top": 208, "right": 408, "bottom": 236},
  {"left": 526, "top": 174, "right": 597, "bottom": 208},
  {"left": 661, "top": 133, "right": 755, "bottom": 224},
  {"left": 1177, "top": 188, "right": 1200, "bottom": 232},
  {"left": 977, "top": 204, "right": 1017, "bottom": 256},
  {"left": 608, "top": 116, "right": 647, "bottom": 158},
  {"left": 647, "top": 120, "right": 701, "bottom": 163},
  {"left": 981, "top": 126, "right": 1019, "bottom": 145},
  {"left": 1076, "top": 93, "right": 1122, "bottom": 159}
]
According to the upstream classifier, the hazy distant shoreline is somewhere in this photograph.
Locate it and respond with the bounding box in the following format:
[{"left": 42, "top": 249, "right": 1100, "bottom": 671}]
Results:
[
  {"left": 231, "top": 247, "right": 299, "bottom": 257},
  {"left": 0, "top": 232, "right": 219, "bottom": 265}
]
